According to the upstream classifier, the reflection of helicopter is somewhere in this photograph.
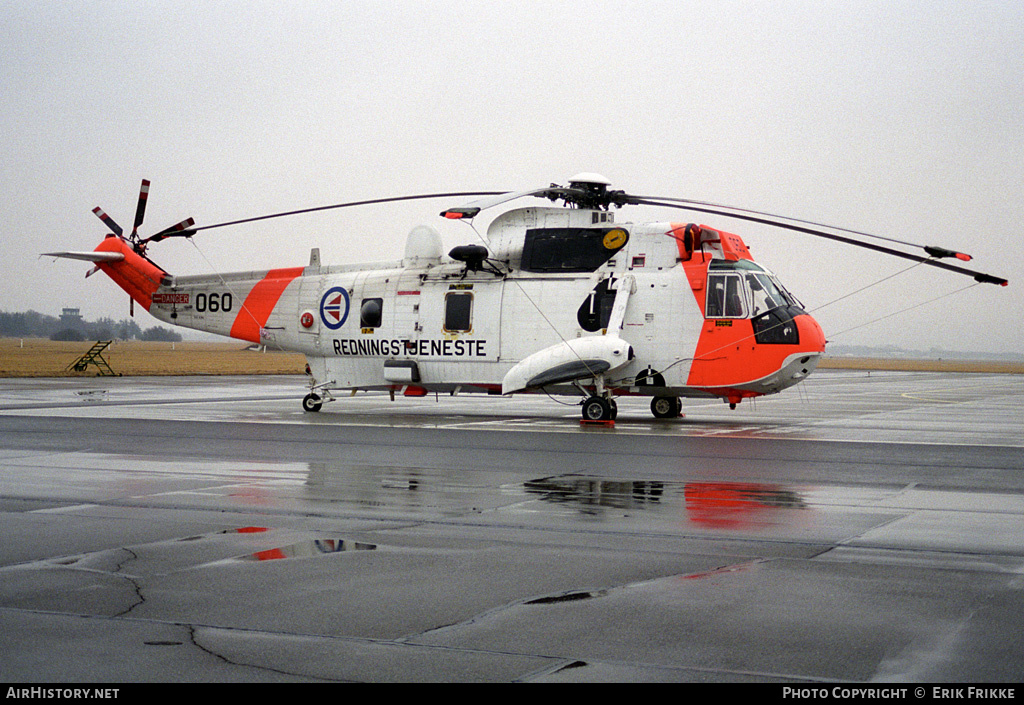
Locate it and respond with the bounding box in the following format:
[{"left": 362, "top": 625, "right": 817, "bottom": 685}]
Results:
[
  {"left": 683, "top": 482, "right": 805, "bottom": 529},
  {"left": 523, "top": 475, "right": 805, "bottom": 528},
  {"left": 524, "top": 474, "right": 666, "bottom": 510},
  {"left": 47, "top": 174, "right": 1008, "bottom": 421}
]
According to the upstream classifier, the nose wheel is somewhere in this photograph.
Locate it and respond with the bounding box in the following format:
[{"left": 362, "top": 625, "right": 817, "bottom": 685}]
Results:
[{"left": 302, "top": 375, "right": 338, "bottom": 412}]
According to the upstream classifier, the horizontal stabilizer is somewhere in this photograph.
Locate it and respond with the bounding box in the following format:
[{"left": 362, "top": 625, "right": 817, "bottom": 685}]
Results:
[{"left": 42, "top": 251, "right": 125, "bottom": 263}]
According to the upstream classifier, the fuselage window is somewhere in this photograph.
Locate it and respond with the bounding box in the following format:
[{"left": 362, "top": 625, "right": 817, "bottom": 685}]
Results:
[
  {"left": 706, "top": 273, "right": 747, "bottom": 318},
  {"left": 360, "top": 298, "right": 383, "bottom": 328},
  {"left": 520, "top": 227, "right": 629, "bottom": 273},
  {"left": 444, "top": 292, "right": 473, "bottom": 332}
]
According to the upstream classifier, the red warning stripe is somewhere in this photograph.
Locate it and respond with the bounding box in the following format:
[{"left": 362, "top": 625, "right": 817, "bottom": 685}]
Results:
[{"left": 229, "top": 267, "right": 305, "bottom": 343}]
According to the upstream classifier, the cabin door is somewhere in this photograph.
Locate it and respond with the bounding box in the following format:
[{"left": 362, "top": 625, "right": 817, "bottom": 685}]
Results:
[{"left": 415, "top": 279, "right": 503, "bottom": 363}]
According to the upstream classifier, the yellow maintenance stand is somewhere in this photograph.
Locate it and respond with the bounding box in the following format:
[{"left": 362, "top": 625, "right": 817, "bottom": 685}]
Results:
[{"left": 67, "top": 341, "right": 118, "bottom": 376}]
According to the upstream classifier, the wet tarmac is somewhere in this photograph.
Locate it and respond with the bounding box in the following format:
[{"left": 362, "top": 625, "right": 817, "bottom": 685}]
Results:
[{"left": 0, "top": 370, "right": 1022, "bottom": 682}]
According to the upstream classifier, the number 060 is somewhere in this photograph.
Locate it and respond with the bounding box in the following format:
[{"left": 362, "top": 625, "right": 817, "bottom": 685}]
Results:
[{"left": 195, "top": 292, "right": 232, "bottom": 313}]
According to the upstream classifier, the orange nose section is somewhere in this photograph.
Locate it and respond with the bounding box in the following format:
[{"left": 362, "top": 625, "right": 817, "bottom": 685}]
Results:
[{"left": 795, "top": 313, "right": 826, "bottom": 353}]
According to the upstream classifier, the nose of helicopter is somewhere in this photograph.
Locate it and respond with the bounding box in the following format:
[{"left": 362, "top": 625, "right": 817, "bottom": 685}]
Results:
[
  {"left": 756, "top": 312, "right": 827, "bottom": 397},
  {"left": 796, "top": 311, "right": 827, "bottom": 354}
]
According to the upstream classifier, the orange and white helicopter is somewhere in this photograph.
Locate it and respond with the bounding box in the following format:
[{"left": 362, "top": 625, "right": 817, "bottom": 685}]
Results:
[{"left": 47, "top": 174, "right": 1008, "bottom": 422}]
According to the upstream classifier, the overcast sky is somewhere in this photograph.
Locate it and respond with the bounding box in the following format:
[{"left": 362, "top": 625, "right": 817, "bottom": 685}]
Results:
[{"left": 3, "top": 0, "right": 1022, "bottom": 354}]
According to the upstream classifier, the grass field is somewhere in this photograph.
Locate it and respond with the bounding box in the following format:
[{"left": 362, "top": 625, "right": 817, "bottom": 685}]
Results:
[
  {"left": 818, "top": 356, "right": 1024, "bottom": 374},
  {"left": 1, "top": 337, "right": 1021, "bottom": 378},
  {"left": 0, "top": 338, "right": 306, "bottom": 377}
]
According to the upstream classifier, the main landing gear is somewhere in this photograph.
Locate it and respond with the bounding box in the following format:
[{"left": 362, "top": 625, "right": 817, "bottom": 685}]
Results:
[
  {"left": 577, "top": 370, "right": 682, "bottom": 422},
  {"left": 581, "top": 395, "right": 618, "bottom": 422},
  {"left": 577, "top": 373, "right": 618, "bottom": 423},
  {"left": 580, "top": 395, "right": 682, "bottom": 421},
  {"left": 650, "top": 396, "right": 682, "bottom": 419}
]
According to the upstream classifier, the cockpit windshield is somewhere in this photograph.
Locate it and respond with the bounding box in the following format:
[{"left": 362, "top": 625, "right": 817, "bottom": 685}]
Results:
[
  {"left": 704, "top": 260, "right": 806, "bottom": 344},
  {"left": 747, "top": 273, "right": 789, "bottom": 316}
]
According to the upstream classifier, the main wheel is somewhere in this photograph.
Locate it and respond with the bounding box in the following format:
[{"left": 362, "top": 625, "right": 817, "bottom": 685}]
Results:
[
  {"left": 650, "top": 396, "right": 680, "bottom": 419},
  {"left": 582, "top": 396, "right": 613, "bottom": 422},
  {"left": 302, "top": 393, "right": 323, "bottom": 412}
]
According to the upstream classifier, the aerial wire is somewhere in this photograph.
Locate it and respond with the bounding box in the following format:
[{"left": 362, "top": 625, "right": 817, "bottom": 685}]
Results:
[
  {"left": 827, "top": 281, "right": 979, "bottom": 340},
  {"left": 805, "top": 261, "right": 926, "bottom": 314},
  {"left": 187, "top": 238, "right": 269, "bottom": 347}
]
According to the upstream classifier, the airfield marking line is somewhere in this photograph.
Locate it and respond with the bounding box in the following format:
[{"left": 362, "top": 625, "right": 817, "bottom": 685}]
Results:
[
  {"left": 898, "top": 380, "right": 1024, "bottom": 404},
  {"left": 29, "top": 503, "right": 100, "bottom": 514},
  {"left": 899, "top": 393, "right": 958, "bottom": 404}
]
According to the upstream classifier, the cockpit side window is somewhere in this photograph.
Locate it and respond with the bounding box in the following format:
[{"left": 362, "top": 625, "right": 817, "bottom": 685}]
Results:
[{"left": 706, "top": 273, "right": 747, "bottom": 318}]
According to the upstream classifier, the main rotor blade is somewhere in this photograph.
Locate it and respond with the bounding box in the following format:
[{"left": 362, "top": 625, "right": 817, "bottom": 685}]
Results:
[
  {"left": 91, "top": 207, "right": 124, "bottom": 237},
  {"left": 440, "top": 187, "right": 576, "bottom": 219},
  {"left": 193, "top": 192, "right": 504, "bottom": 233},
  {"left": 634, "top": 198, "right": 1008, "bottom": 286},
  {"left": 634, "top": 195, "right": 973, "bottom": 258},
  {"left": 132, "top": 179, "right": 150, "bottom": 233}
]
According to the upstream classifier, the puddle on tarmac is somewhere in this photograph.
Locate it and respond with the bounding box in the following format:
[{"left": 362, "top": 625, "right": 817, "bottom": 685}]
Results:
[
  {"left": 211, "top": 528, "right": 377, "bottom": 563},
  {"left": 524, "top": 474, "right": 806, "bottom": 528},
  {"left": 525, "top": 589, "right": 607, "bottom": 604},
  {"left": 245, "top": 538, "right": 377, "bottom": 561}
]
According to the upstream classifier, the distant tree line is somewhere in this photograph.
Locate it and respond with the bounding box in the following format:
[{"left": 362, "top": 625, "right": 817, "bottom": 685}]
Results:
[{"left": 0, "top": 310, "right": 182, "bottom": 342}]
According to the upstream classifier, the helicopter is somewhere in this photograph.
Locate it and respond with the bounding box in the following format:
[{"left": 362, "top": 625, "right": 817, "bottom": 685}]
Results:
[{"left": 46, "top": 173, "right": 1008, "bottom": 422}]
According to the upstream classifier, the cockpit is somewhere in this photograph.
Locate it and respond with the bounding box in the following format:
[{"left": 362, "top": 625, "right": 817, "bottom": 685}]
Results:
[{"left": 705, "top": 260, "right": 807, "bottom": 344}]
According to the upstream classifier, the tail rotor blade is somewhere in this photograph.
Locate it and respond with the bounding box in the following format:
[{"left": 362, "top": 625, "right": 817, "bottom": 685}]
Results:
[
  {"left": 132, "top": 179, "right": 150, "bottom": 234},
  {"left": 145, "top": 217, "right": 196, "bottom": 244},
  {"left": 92, "top": 207, "right": 124, "bottom": 237},
  {"left": 152, "top": 217, "right": 196, "bottom": 237}
]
